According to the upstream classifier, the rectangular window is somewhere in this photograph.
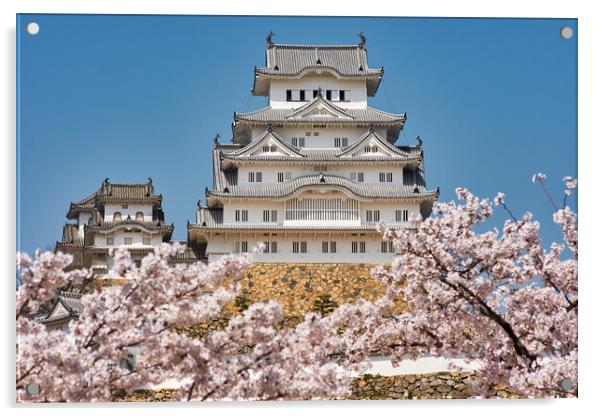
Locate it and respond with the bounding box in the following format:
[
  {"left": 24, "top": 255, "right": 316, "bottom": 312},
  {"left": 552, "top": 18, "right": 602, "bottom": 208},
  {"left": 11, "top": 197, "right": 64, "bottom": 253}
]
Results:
[
  {"left": 106, "top": 237, "right": 114, "bottom": 246},
  {"left": 256, "top": 172, "right": 262, "bottom": 182},
  {"left": 360, "top": 241, "right": 366, "bottom": 253},
  {"left": 285, "top": 172, "right": 292, "bottom": 180},
  {"left": 339, "top": 90, "right": 346, "bottom": 101},
  {"left": 271, "top": 210, "right": 277, "bottom": 222},
  {"left": 395, "top": 210, "right": 402, "bottom": 222},
  {"left": 235, "top": 210, "right": 240, "bottom": 222},
  {"left": 263, "top": 241, "right": 270, "bottom": 253},
  {"left": 387, "top": 172, "right": 393, "bottom": 182},
  {"left": 263, "top": 210, "right": 270, "bottom": 222},
  {"left": 298, "top": 137, "right": 305, "bottom": 147},
  {"left": 124, "top": 237, "right": 132, "bottom": 245},
  {"left": 262, "top": 145, "right": 269, "bottom": 152},
  {"left": 322, "top": 241, "right": 329, "bottom": 253},
  {"left": 234, "top": 241, "right": 240, "bottom": 253},
  {"left": 381, "top": 241, "right": 395, "bottom": 253},
  {"left": 293, "top": 241, "right": 299, "bottom": 253},
  {"left": 242, "top": 210, "right": 248, "bottom": 222},
  {"left": 236, "top": 210, "right": 248, "bottom": 222},
  {"left": 121, "top": 204, "right": 128, "bottom": 209},
  {"left": 358, "top": 172, "right": 364, "bottom": 182},
  {"left": 291, "top": 90, "right": 300, "bottom": 101},
  {"left": 278, "top": 172, "right": 284, "bottom": 182},
  {"left": 300, "top": 241, "right": 307, "bottom": 253},
  {"left": 305, "top": 131, "right": 311, "bottom": 136},
  {"left": 365, "top": 146, "right": 371, "bottom": 153},
  {"left": 366, "top": 210, "right": 380, "bottom": 222},
  {"left": 286, "top": 90, "right": 292, "bottom": 101},
  {"left": 241, "top": 241, "right": 248, "bottom": 253},
  {"left": 299, "top": 90, "right": 305, "bottom": 101},
  {"left": 143, "top": 237, "right": 151, "bottom": 245},
  {"left": 313, "top": 131, "right": 319, "bottom": 136},
  {"left": 403, "top": 210, "right": 409, "bottom": 222},
  {"left": 342, "top": 137, "right": 348, "bottom": 147},
  {"left": 291, "top": 137, "right": 298, "bottom": 146},
  {"left": 271, "top": 241, "right": 278, "bottom": 254},
  {"left": 379, "top": 172, "right": 386, "bottom": 182},
  {"left": 313, "top": 89, "right": 319, "bottom": 98},
  {"left": 314, "top": 165, "right": 328, "bottom": 172},
  {"left": 352, "top": 241, "right": 358, "bottom": 253},
  {"left": 366, "top": 210, "right": 373, "bottom": 222},
  {"left": 374, "top": 210, "right": 380, "bottom": 222},
  {"left": 326, "top": 90, "right": 332, "bottom": 100},
  {"left": 334, "top": 137, "right": 341, "bottom": 147},
  {"left": 330, "top": 241, "right": 337, "bottom": 253},
  {"left": 372, "top": 146, "right": 378, "bottom": 153},
  {"left": 350, "top": 172, "right": 357, "bottom": 181},
  {"left": 248, "top": 172, "right": 255, "bottom": 183}
]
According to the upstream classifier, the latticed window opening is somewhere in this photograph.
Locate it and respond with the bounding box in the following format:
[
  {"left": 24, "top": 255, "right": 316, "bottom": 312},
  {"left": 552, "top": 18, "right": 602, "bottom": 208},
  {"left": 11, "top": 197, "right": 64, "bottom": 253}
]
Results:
[{"left": 285, "top": 198, "right": 359, "bottom": 221}]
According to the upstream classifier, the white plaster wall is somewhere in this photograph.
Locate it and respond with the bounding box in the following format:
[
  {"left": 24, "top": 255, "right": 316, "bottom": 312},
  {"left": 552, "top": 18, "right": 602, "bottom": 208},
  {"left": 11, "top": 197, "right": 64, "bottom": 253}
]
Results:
[
  {"left": 104, "top": 203, "right": 154, "bottom": 222},
  {"left": 78, "top": 212, "right": 92, "bottom": 237},
  {"left": 249, "top": 127, "right": 388, "bottom": 147},
  {"left": 269, "top": 78, "right": 367, "bottom": 109},
  {"left": 237, "top": 163, "right": 406, "bottom": 184},
  {"left": 94, "top": 230, "right": 163, "bottom": 248},
  {"left": 206, "top": 232, "right": 396, "bottom": 263}
]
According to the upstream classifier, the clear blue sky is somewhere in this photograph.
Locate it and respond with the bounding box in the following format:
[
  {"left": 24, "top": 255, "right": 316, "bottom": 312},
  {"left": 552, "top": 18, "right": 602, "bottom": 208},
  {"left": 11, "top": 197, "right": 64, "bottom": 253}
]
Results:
[{"left": 16, "top": 15, "right": 577, "bottom": 255}]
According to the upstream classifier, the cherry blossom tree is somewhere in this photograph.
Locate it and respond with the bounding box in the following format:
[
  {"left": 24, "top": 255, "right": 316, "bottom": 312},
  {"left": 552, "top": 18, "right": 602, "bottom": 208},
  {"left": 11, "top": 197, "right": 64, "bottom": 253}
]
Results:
[
  {"left": 16, "top": 244, "right": 383, "bottom": 402},
  {"left": 370, "top": 175, "right": 577, "bottom": 398},
  {"left": 16, "top": 175, "right": 577, "bottom": 401}
]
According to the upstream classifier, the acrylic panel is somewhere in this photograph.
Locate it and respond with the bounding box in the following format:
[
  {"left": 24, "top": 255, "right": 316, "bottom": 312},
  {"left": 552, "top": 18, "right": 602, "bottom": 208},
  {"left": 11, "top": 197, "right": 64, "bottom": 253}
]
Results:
[{"left": 16, "top": 14, "right": 577, "bottom": 402}]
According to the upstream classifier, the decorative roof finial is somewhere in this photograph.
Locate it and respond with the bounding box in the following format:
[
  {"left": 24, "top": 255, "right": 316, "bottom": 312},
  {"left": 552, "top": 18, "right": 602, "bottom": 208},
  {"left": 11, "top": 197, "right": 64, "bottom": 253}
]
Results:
[
  {"left": 358, "top": 32, "right": 366, "bottom": 48},
  {"left": 104, "top": 177, "right": 110, "bottom": 185},
  {"left": 197, "top": 200, "right": 202, "bottom": 208},
  {"left": 319, "top": 173, "right": 326, "bottom": 183},
  {"left": 317, "top": 87, "right": 323, "bottom": 97},
  {"left": 266, "top": 31, "right": 275, "bottom": 45},
  {"left": 214, "top": 133, "right": 220, "bottom": 145},
  {"left": 147, "top": 177, "right": 152, "bottom": 184},
  {"left": 267, "top": 124, "right": 273, "bottom": 133},
  {"left": 416, "top": 136, "right": 423, "bottom": 146}
]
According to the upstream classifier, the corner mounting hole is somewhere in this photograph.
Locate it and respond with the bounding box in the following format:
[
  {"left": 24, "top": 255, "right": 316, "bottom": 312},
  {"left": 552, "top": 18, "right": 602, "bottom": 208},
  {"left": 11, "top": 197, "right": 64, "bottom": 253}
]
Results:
[
  {"left": 26, "top": 22, "right": 40, "bottom": 36},
  {"left": 560, "top": 26, "right": 573, "bottom": 39}
]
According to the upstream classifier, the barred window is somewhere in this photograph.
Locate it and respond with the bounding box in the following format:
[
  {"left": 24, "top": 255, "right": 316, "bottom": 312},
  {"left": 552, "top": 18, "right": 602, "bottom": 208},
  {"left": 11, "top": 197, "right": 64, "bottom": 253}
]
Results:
[
  {"left": 293, "top": 241, "right": 300, "bottom": 253},
  {"left": 263, "top": 210, "right": 270, "bottom": 222},
  {"left": 263, "top": 241, "right": 270, "bottom": 253},
  {"left": 124, "top": 237, "right": 132, "bottom": 245},
  {"left": 271, "top": 241, "right": 278, "bottom": 254},
  {"left": 381, "top": 241, "right": 395, "bottom": 253},
  {"left": 256, "top": 172, "right": 262, "bottom": 182},
  {"left": 271, "top": 210, "right": 277, "bottom": 222},
  {"left": 278, "top": 172, "right": 284, "bottom": 183},
  {"left": 403, "top": 210, "right": 409, "bottom": 222},
  {"left": 342, "top": 137, "right": 348, "bottom": 147},
  {"left": 106, "top": 237, "right": 114, "bottom": 246},
  {"left": 379, "top": 172, "right": 386, "bottom": 182},
  {"left": 360, "top": 241, "right": 366, "bottom": 253},
  {"left": 300, "top": 241, "right": 307, "bottom": 253},
  {"left": 298, "top": 137, "right": 305, "bottom": 147},
  {"left": 236, "top": 210, "right": 248, "bottom": 222},
  {"left": 352, "top": 241, "right": 358, "bottom": 253},
  {"left": 322, "top": 241, "right": 329, "bottom": 253},
  {"left": 330, "top": 241, "right": 337, "bottom": 253},
  {"left": 248, "top": 172, "right": 255, "bottom": 182},
  {"left": 358, "top": 172, "right": 364, "bottom": 182},
  {"left": 241, "top": 241, "right": 248, "bottom": 253},
  {"left": 143, "top": 237, "right": 151, "bottom": 245},
  {"left": 334, "top": 137, "right": 341, "bottom": 147},
  {"left": 291, "top": 137, "right": 298, "bottom": 146}
]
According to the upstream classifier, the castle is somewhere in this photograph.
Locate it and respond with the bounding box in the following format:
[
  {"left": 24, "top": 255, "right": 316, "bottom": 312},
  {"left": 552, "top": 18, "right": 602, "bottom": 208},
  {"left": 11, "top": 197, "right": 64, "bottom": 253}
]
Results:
[{"left": 55, "top": 33, "right": 438, "bottom": 278}]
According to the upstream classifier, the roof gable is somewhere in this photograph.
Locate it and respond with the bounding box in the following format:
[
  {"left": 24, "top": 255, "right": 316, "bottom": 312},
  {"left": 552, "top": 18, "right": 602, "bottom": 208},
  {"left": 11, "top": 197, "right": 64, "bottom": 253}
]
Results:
[
  {"left": 286, "top": 96, "right": 353, "bottom": 120},
  {"left": 229, "top": 128, "right": 304, "bottom": 158},
  {"left": 338, "top": 130, "right": 410, "bottom": 158}
]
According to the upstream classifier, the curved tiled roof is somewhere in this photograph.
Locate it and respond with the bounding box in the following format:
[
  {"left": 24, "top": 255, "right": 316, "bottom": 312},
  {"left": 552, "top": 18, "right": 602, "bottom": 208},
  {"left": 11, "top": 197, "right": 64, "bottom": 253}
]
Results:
[
  {"left": 85, "top": 219, "right": 174, "bottom": 234},
  {"left": 234, "top": 105, "right": 406, "bottom": 125},
  {"left": 207, "top": 174, "right": 438, "bottom": 200},
  {"left": 258, "top": 44, "right": 383, "bottom": 77}
]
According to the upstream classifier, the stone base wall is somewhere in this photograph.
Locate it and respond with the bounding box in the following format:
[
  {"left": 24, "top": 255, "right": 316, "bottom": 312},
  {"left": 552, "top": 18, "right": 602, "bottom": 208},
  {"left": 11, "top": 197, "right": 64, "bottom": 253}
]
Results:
[{"left": 231, "top": 262, "right": 402, "bottom": 317}]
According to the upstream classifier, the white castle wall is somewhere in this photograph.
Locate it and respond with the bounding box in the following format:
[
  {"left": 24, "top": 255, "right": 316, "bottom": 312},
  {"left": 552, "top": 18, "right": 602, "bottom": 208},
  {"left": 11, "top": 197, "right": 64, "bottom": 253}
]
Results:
[
  {"left": 250, "top": 127, "right": 389, "bottom": 145},
  {"left": 104, "top": 203, "right": 154, "bottom": 222},
  {"left": 269, "top": 78, "right": 367, "bottom": 109}
]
